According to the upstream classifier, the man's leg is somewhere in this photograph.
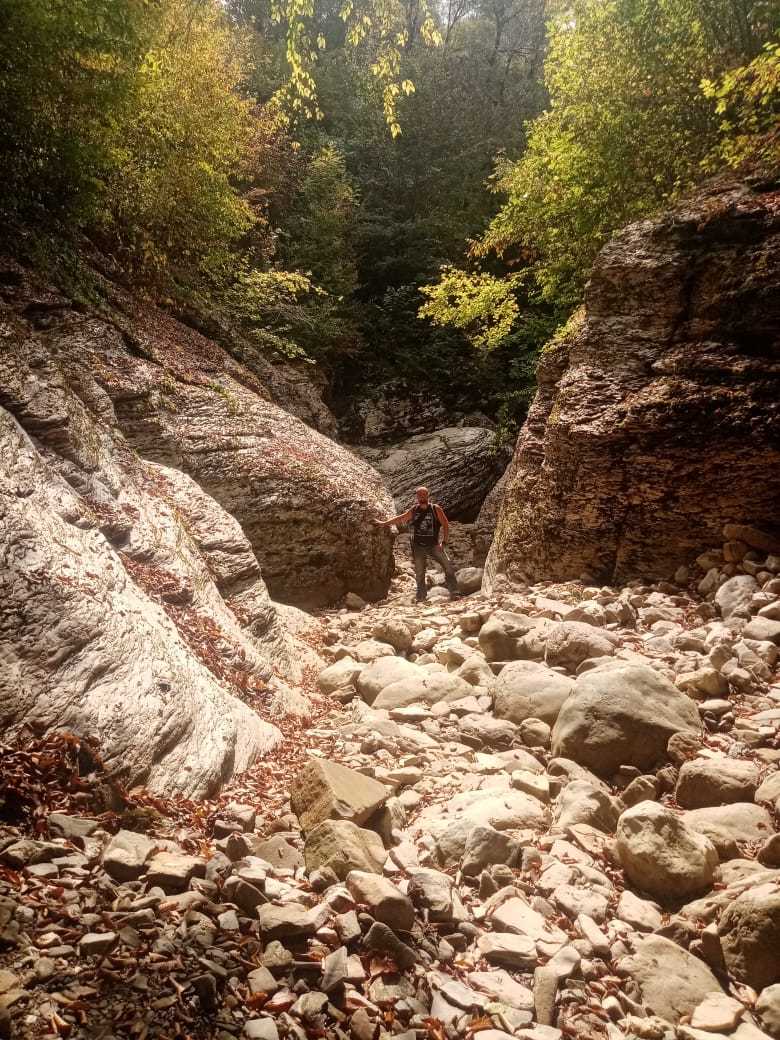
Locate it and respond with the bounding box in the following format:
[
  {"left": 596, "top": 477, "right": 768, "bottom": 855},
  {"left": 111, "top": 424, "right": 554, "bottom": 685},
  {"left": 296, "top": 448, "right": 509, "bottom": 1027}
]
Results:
[
  {"left": 412, "top": 544, "right": 428, "bottom": 601},
  {"left": 429, "top": 544, "right": 459, "bottom": 593}
]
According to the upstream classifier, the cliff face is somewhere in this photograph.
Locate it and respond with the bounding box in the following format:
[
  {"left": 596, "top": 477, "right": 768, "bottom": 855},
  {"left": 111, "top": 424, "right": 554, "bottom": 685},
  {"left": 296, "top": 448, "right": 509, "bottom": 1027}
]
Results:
[
  {"left": 486, "top": 174, "right": 780, "bottom": 587},
  {"left": 0, "top": 256, "right": 394, "bottom": 795}
]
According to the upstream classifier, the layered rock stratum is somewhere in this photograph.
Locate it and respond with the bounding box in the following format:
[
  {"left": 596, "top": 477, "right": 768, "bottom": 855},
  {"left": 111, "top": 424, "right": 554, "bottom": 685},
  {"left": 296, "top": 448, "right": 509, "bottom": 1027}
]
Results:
[
  {"left": 0, "top": 256, "right": 394, "bottom": 795},
  {"left": 486, "top": 175, "right": 780, "bottom": 588}
]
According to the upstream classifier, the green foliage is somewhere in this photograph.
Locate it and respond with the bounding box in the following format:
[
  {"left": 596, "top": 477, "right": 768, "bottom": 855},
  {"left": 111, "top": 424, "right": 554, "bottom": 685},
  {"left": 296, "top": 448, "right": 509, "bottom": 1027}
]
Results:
[
  {"left": 102, "top": 0, "right": 257, "bottom": 281},
  {"left": 267, "top": 0, "right": 441, "bottom": 134},
  {"left": 474, "top": 0, "right": 775, "bottom": 309},
  {"left": 0, "top": 0, "right": 153, "bottom": 220},
  {"left": 276, "top": 143, "right": 358, "bottom": 298},
  {"left": 419, "top": 267, "right": 523, "bottom": 349},
  {"left": 224, "top": 269, "right": 320, "bottom": 360},
  {"left": 702, "top": 35, "right": 780, "bottom": 169}
]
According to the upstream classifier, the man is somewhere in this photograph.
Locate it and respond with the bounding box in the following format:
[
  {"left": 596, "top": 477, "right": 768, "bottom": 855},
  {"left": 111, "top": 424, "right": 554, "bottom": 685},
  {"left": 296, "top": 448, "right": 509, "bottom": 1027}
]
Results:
[{"left": 374, "top": 487, "right": 459, "bottom": 602}]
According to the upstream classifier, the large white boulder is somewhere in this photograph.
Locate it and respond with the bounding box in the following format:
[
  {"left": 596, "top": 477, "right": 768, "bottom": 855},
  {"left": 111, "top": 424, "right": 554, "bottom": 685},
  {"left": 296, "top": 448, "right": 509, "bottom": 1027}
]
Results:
[
  {"left": 616, "top": 801, "right": 718, "bottom": 900},
  {"left": 551, "top": 663, "right": 701, "bottom": 775}
]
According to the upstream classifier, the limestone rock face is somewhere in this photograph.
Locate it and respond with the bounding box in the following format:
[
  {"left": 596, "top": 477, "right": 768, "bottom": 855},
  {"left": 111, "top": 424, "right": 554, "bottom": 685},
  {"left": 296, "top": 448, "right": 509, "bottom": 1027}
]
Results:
[
  {"left": 0, "top": 392, "right": 281, "bottom": 800},
  {"left": 486, "top": 176, "right": 780, "bottom": 587},
  {"left": 357, "top": 427, "right": 510, "bottom": 521},
  {"left": 0, "top": 260, "right": 394, "bottom": 610},
  {"left": 551, "top": 664, "right": 701, "bottom": 775},
  {"left": 0, "top": 254, "right": 393, "bottom": 794}
]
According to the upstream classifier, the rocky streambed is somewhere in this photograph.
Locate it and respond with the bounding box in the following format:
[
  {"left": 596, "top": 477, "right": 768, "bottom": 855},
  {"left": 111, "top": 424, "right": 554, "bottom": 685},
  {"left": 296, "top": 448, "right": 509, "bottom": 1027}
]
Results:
[{"left": 1, "top": 532, "right": 780, "bottom": 1040}]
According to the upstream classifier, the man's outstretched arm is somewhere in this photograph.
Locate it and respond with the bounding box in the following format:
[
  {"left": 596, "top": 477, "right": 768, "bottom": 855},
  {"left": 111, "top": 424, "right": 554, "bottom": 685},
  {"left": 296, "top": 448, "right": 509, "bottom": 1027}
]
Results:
[
  {"left": 374, "top": 507, "right": 413, "bottom": 527},
  {"left": 434, "top": 504, "right": 449, "bottom": 545}
]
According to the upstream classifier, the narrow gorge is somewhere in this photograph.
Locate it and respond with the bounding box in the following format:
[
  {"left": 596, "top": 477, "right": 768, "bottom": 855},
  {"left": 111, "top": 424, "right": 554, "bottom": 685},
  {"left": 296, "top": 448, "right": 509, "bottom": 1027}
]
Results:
[{"left": 1, "top": 2, "right": 779, "bottom": 1039}]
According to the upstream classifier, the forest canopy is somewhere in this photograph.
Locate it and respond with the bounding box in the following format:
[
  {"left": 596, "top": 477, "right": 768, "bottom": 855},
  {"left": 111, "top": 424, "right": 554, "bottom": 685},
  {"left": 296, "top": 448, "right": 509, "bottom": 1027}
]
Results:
[{"left": 0, "top": 0, "right": 777, "bottom": 436}]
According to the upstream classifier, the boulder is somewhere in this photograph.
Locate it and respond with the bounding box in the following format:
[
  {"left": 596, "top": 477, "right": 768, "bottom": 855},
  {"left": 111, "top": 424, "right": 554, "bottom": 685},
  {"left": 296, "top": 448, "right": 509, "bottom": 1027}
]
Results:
[
  {"left": 492, "top": 661, "right": 575, "bottom": 726},
  {"left": 0, "top": 262, "right": 401, "bottom": 793},
  {"left": 615, "top": 801, "right": 718, "bottom": 900},
  {"left": 345, "top": 871, "right": 415, "bottom": 932},
  {"left": 356, "top": 657, "right": 422, "bottom": 705},
  {"left": 616, "top": 935, "right": 724, "bottom": 1024},
  {"left": 756, "top": 984, "right": 780, "bottom": 1039},
  {"left": 4, "top": 267, "right": 395, "bottom": 612},
  {"left": 544, "top": 622, "right": 616, "bottom": 672},
  {"left": 456, "top": 567, "right": 484, "bottom": 594},
  {"left": 318, "top": 658, "right": 364, "bottom": 694},
  {"left": 551, "top": 664, "right": 701, "bottom": 775},
  {"left": 373, "top": 671, "right": 473, "bottom": 711},
  {"left": 478, "top": 612, "right": 543, "bottom": 661},
  {"left": 0, "top": 407, "right": 283, "bottom": 798},
  {"left": 371, "top": 619, "right": 413, "bottom": 653},
  {"left": 719, "top": 883, "right": 780, "bottom": 989},
  {"left": 304, "top": 821, "right": 387, "bottom": 879},
  {"left": 556, "top": 780, "right": 621, "bottom": 834},
  {"left": 682, "top": 804, "right": 775, "bottom": 859},
  {"left": 356, "top": 427, "right": 509, "bottom": 521},
  {"left": 743, "top": 617, "right": 780, "bottom": 644},
  {"left": 289, "top": 758, "right": 388, "bottom": 832},
  {"left": 675, "top": 757, "right": 761, "bottom": 809},
  {"left": 716, "top": 576, "right": 760, "bottom": 619},
  {"left": 483, "top": 178, "right": 780, "bottom": 589}
]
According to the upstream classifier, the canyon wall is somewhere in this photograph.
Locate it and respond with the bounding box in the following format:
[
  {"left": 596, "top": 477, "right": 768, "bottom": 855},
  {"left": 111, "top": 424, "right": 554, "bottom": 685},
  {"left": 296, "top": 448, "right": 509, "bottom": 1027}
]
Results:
[{"left": 486, "top": 173, "right": 780, "bottom": 587}]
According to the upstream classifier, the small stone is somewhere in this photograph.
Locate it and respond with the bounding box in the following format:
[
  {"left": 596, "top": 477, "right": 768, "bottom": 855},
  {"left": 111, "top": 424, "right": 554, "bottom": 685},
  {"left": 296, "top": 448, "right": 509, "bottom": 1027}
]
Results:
[
  {"left": 244, "top": 1019, "right": 279, "bottom": 1040},
  {"left": 47, "top": 813, "right": 100, "bottom": 840},
  {"left": 247, "top": 967, "right": 278, "bottom": 995},
  {"left": 102, "top": 830, "right": 156, "bottom": 882},
  {"left": 262, "top": 941, "right": 294, "bottom": 973},
  {"left": 477, "top": 932, "right": 537, "bottom": 970},
  {"left": 79, "top": 931, "right": 118, "bottom": 957},
  {"left": 616, "top": 890, "right": 662, "bottom": 931},
  {"left": 346, "top": 871, "right": 414, "bottom": 932},
  {"left": 251, "top": 835, "right": 303, "bottom": 871},
  {"left": 534, "top": 966, "right": 558, "bottom": 1025},
  {"left": 218, "top": 909, "right": 240, "bottom": 932},
  {"left": 321, "top": 946, "right": 349, "bottom": 991},
  {"left": 351, "top": 1008, "right": 376, "bottom": 1040},
  {"left": 363, "top": 921, "right": 417, "bottom": 969},
  {"left": 291, "top": 991, "right": 328, "bottom": 1019},
  {"left": 690, "top": 993, "right": 745, "bottom": 1032},
  {"left": 192, "top": 973, "right": 218, "bottom": 1012},
  {"left": 461, "top": 824, "right": 520, "bottom": 876},
  {"left": 256, "top": 903, "right": 327, "bottom": 940},
  {"left": 145, "top": 851, "right": 205, "bottom": 892},
  {"left": 334, "top": 910, "right": 362, "bottom": 944}
]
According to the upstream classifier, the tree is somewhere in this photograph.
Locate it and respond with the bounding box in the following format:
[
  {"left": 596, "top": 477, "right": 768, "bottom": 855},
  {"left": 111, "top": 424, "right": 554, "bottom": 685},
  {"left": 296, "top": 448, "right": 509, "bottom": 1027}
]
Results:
[
  {"left": 0, "top": 0, "right": 154, "bottom": 220},
  {"left": 474, "top": 0, "right": 776, "bottom": 308}
]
